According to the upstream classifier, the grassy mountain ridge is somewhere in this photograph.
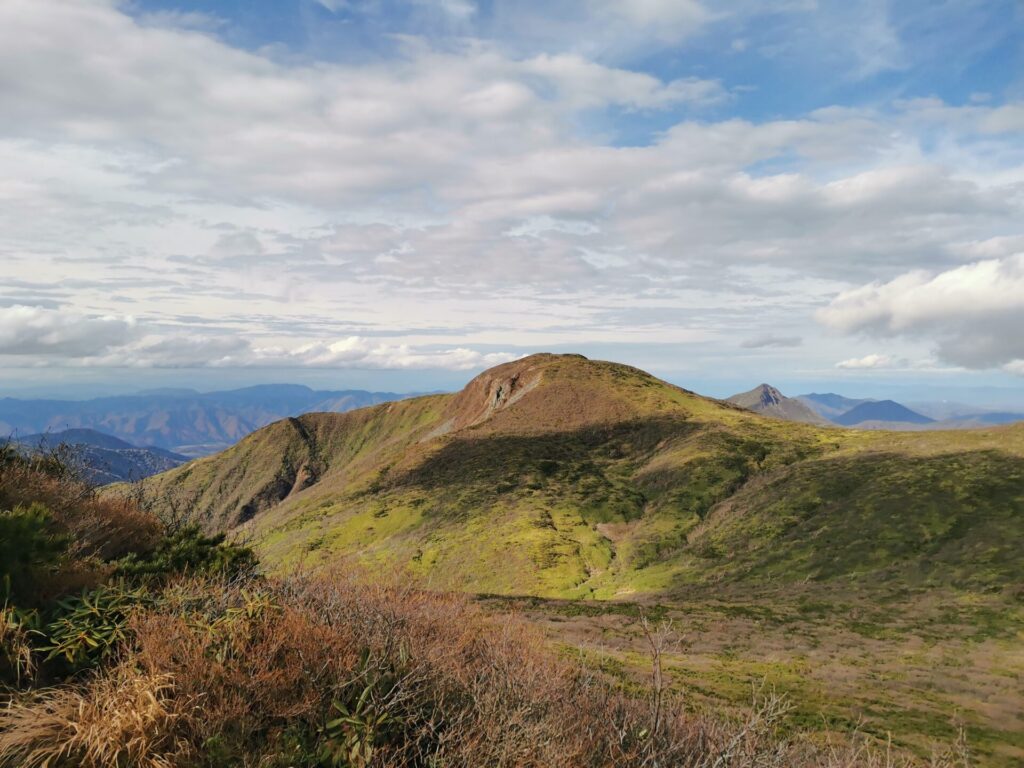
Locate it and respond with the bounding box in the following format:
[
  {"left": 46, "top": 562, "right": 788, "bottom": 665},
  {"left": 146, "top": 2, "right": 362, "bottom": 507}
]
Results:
[
  {"left": 136, "top": 354, "right": 1024, "bottom": 600},
  {"left": 121, "top": 354, "right": 1024, "bottom": 763}
]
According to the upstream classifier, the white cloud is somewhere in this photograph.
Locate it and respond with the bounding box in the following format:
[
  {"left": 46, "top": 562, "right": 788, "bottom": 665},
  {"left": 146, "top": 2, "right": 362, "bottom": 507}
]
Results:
[
  {"left": 521, "top": 54, "right": 725, "bottom": 110},
  {"left": 0, "top": 0, "right": 1022, "bottom": 379},
  {"left": 0, "top": 306, "right": 515, "bottom": 371},
  {"left": 819, "top": 255, "right": 1024, "bottom": 369},
  {"left": 835, "top": 353, "right": 897, "bottom": 370},
  {"left": 259, "top": 338, "right": 517, "bottom": 370},
  {"left": 0, "top": 305, "right": 137, "bottom": 356},
  {"left": 592, "top": 0, "right": 713, "bottom": 42},
  {"left": 96, "top": 336, "right": 518, "bottom": 371}
]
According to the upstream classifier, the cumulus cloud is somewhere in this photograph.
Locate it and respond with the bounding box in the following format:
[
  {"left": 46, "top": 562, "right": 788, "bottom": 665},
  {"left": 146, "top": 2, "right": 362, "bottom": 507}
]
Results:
[
  {"left": 0, "top": 305, "right": 137, "bottom": 356},
  {"left": 0, "top": 306, "right": 515, "bottom": 371},
  {"left": 98, "top": 336, "right": 518, "bottom": 370},
  {"left": 835, "top": 353, "right": 898, "bottom": 370},
  {"left": 521, "top": 54, "right": 726, "bottom": 111},
  {"left": 256, "top": 338, "right": 518, "bottom": 370},
  {"left": 818, "top": 255, "right": 1024, "bottom": 370},
  {"left": 0, "top": 0, "right": 1023, "bottom": 379}
]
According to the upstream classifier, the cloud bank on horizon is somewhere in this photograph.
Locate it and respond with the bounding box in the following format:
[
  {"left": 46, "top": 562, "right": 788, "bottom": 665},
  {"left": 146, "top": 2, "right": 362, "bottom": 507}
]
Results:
[{"left": 1, "top": 0, "right": 1023, "bottom": 389}]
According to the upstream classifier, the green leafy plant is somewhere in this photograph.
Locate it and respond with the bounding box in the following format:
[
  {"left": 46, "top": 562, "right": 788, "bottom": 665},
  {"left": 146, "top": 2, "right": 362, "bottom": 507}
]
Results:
[
  {"left": 115, "top": 524, "right": 258, "bottom": 583},
  {"left": 320, "top": 648, "right": 405, "bottom": 767},
  {"left": 41, "top": 582, "right": 148, "bottom": 669},
  {"left": 0, "top": 502, "right": 67, "bottom": 603}
]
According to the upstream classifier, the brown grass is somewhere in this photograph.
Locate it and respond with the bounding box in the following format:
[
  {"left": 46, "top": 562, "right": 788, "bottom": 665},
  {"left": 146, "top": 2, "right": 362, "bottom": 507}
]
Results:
[
  {"left": 0, "top": 666, "right": 188, "bottom": 768},
  {"left": 1, "top": 448, "right": 163, "bottom": 558},
  {"left": 0, "top": 449, "right": 164, "bottom": 600},
  {"left": 0, "top": 568, "right": 978, "bottom": 768}
]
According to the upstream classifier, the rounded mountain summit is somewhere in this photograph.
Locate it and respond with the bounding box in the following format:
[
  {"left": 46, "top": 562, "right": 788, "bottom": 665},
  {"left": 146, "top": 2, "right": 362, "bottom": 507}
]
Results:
[{"left": 130, "top": 353, "right": 1024, "bottom": 601}]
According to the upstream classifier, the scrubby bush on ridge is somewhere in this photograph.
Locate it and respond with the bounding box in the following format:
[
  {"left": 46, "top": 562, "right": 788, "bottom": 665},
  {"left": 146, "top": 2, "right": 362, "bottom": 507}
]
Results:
[{"left": 0, "top": 445, "right": 255, "bottom": 686}]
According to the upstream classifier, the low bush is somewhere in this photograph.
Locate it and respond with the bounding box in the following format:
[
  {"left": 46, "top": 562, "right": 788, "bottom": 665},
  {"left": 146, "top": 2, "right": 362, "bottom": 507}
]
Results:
[
  {"left": 115, "top": 526, "right": 258, "bottom": 584},
  {"left": 42, "top": 582, "right": 149, "bottom": 672},
  {"left": 0, "top": 503, "right": 67, "bottom": 603},
  {"left": 0, "top": 450, "right": 254, "bottom": 686}
]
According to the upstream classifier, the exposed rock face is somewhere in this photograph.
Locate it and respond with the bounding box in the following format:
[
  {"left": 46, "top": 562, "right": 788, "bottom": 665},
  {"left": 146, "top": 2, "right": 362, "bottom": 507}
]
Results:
[
  {"left": 726, "top": 384, "right": 832, "bottom": 426},
  {"left": 754, "top": 384, "right": 784, "bottom": 408},
  {"left": 441, "top": 355, "right": 547, "bottom": 431}
]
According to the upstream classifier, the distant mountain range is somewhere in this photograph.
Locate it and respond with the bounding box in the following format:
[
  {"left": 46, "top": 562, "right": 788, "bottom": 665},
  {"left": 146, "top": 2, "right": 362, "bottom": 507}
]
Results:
[
  {"left": 11, "top": 428, "right": 187, "bottom": 484},
  {"left": 726, "top": 384, "right": 829, "bottom": 425},
  {"left": 729, "top": 387, "right": 1024, "bottom": 430},
  {"left": 0, "top": 385, "right": 416, "bottom": 457},
  {"left": 796, "top": 393, "right": 871, "bottom": 420}
]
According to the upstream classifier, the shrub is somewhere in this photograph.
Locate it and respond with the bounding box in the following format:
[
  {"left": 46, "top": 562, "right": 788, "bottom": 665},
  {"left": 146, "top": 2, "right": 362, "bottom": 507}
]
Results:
[
  {"left": 41, "top": 582, "right": 148, "bottom": 671},
  {"left": 0, "top": 602, "right": 40, "bottom": 686},
  {"left": 0, "top": 570, "right": 978, "bottom": 767},
  {"left": 0, "top": 503, "right": 67, "bottom": 603},
  {"left": 115, "top": 525, "right": 257, "bottom": 583}
]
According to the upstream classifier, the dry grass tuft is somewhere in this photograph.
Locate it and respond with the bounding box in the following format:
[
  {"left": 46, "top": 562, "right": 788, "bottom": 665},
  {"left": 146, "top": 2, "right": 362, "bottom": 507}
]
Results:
[{"left": 0, "top": 666, "right": 190, "bottom": 768}]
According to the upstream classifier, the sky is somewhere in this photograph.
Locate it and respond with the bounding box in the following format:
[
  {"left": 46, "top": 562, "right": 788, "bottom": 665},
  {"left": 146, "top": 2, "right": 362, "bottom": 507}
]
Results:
[{"left": 2, "top": 0, "right": 1024, "bottom": 405}]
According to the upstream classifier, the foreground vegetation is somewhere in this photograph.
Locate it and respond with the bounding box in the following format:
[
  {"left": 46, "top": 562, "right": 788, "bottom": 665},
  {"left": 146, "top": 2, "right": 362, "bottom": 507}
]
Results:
[{"left": 1, "top": 442, "right": 985, "bottom": 766}]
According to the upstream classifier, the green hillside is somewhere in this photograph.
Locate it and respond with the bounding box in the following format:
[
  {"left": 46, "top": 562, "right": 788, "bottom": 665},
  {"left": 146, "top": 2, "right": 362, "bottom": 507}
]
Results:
[
  {"left": 137, "top": 353, "right": 1024, "bottom": 599},
  {"left": 133, "top": 354, "right": 1024, "bottom": 765}
]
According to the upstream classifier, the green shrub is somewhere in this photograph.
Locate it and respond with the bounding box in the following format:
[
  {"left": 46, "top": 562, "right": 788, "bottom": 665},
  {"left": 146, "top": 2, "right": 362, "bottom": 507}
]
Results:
[
  {"left": 0, "top": 502, "right": 67, "bottom": 603},
  {"left": 115, "top": 525, "right": 258, "bottom": 583},
  {"left": 41, "top": 582, "right": 148, "bottom": 671}
]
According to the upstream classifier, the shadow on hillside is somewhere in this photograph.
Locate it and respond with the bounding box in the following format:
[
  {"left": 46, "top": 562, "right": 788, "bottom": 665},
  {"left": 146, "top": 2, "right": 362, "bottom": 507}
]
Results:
[
  {"left": 389, "top": 416, "right": 702, "bottom": 492},
  {"left": 691, "top": 447, "right": 1024, "bottom": 591}
]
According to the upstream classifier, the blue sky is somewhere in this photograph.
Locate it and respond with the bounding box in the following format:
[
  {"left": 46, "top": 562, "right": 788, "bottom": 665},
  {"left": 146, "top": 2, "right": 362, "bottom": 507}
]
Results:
[{"left": 1, "top": 0, "right": 1023, "bottom": 405}]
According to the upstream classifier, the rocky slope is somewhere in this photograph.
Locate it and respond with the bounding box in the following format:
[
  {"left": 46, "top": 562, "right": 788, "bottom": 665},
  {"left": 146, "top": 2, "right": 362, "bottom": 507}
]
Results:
[{"left": 726, "top": 383, "right": 831, "bottom": 425}]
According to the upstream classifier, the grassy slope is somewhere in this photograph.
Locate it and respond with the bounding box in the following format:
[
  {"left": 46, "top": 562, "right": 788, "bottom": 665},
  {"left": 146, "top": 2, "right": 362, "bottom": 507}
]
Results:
[
  {"left": 137, "top": 353, "right": 1024, "bottom": 599},
  {"left": 136, "top": 354, "right": 1024, "bottom": 765}
]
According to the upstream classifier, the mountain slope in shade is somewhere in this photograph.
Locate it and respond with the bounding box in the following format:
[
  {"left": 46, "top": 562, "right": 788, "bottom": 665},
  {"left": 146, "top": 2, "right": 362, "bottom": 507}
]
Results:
[
  {"left": 833, "top": 399, "right": 934, "bottom": 426},
  {"left": 14, "top": 428, "right": 188, "bottom": 484},
  {"left": 797, "top": 392, "right": 872, "bottom": 419},
  {"left": 133, "top": 354, "right": 1024, "bottom": 604},
  {"left": 726, "top": 384, "right": 831, "bottom": 425},
  {"left": 0, "top": 385, "right": 415, "bottom": 456}
]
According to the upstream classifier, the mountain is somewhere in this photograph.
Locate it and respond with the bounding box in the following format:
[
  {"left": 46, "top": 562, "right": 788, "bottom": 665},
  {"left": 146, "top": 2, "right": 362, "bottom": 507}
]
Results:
[
  {"left": 954, "top": 411, "right": 1024, "bottom": 426},
  {"left": 135, "top": 354, "right": 1024, "bottom": 602},
  {"left": 832, "top": 399, "right": 934, "bottom": 426},
  {"left": 0, "top": 385, "right": 414, "bottom": 457},
  {"left": 726, "top": 384, "right": 831, "bottom": 425},
  {"left": 797, "top": 392, "right": 872, "bottom": 419},
  {"left": 908, "top": 401, "right": 1024, "bottom": 426},
  {"left": 13, "top": 428, "right": 187, "bottom": 484}
]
